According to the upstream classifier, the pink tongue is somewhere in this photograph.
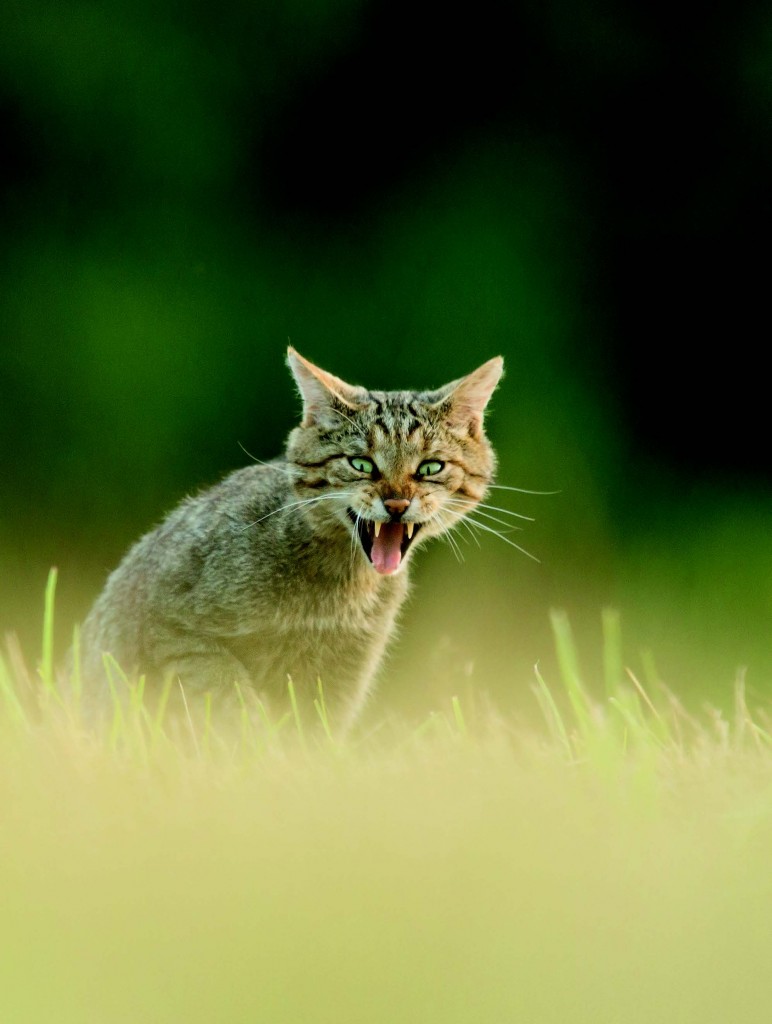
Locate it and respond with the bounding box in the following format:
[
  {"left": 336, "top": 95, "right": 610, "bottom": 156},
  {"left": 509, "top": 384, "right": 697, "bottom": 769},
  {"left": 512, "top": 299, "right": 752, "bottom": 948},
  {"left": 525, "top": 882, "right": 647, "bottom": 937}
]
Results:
[{"left": 371, "top": 522, "right": 404, "bottom": 575}]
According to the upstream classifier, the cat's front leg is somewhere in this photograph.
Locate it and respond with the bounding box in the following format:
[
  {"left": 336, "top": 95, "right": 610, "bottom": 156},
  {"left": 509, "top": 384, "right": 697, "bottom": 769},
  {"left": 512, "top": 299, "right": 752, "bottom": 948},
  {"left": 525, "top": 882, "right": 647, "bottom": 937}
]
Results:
[
  {"left": 159, "top": 649, "right": 252, "bottom": 696},
  {"left": 327, "top": 631, "right": 395, "bottom": 738},
  {"left": 147, "top": 627, "right": 253, "bottom": 700}
]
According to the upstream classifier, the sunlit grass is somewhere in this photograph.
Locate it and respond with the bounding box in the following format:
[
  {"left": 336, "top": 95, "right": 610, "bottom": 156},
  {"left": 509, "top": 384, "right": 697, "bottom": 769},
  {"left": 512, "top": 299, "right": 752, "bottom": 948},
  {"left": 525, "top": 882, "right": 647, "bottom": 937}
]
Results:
[{"left": 1, "top": 569, "right": 771, "bottom": 1022}]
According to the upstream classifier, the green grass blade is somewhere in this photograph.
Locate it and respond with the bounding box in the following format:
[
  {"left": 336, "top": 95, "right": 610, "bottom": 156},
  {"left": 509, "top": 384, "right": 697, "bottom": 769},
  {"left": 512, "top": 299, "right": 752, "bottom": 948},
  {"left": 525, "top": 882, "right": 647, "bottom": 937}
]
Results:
[
  {"left": 39, "top": 567, "right": 59, "bottom": 697},
  {"left": 532, "top": 666, "right": 573, "bottom": 760},
  {"left": 102, "top": 653, "right": 126, "bottom": 752},
  {"left": 177, "top": 681, "right": 202, "bottom": 759},
  {"left": 601, "top": 607, "right": 624, "bottom": 699},
  {"left": 626, "top": 668, "right": 673, "bottom": 746},
  {"left": 313, "top": 677, "right": 336, "bottom": 746},
  {"left": 287, "top": 675, "right": 306, "bottom": 750},
  {"left": 608, "top": 696, "right": 666, "bottom": 751},
  {"left": 549, "top": 609, "right": 593, "bottom": 736},
  {"left": 451, "top": 695, "right": 468, "bottom": 739},
  {"left": 252, "top": 692, "right": 291, "bottom": 747}
]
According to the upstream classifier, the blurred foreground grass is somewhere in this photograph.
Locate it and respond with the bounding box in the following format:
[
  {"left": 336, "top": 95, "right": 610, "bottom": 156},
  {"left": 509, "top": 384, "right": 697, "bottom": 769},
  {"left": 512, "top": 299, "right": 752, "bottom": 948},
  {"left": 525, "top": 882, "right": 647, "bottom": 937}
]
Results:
[{"left": 1, "top": 572, "right": 771, "bottom": 1023}]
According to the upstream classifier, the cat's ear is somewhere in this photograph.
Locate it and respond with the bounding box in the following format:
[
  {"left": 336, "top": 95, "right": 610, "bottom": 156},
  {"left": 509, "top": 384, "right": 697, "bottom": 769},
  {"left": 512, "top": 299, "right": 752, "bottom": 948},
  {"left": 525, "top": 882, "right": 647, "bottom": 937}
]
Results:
[
  {"left": 287, "top": 347, "right": 365, "bottom": 427},
  {"left": 430, "top": 356, "right": 504, "bottom": 436}
]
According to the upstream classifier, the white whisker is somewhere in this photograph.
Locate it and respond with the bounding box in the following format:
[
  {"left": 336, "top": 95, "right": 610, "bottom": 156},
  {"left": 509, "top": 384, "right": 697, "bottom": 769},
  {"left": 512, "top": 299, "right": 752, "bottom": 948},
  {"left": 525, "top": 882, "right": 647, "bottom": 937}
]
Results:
[
  {"left": 445, "top": 496, "right": 534, "bottom": 523},
  {"left": 432, "top": 510, "right": 465, "bottom": 563},
  {"left": 462, "top": 517, "right": 540, "bottom": 562},
  {"left": 488, "top": 484, "right": 561, "bottom": 495},
  {"left": 444, "top": 534, "right": 464, "bottom": 564},
  {"left": 237, "top": 440, "right": 274, "bottom": 467},
  {"left": 466, "top": 512, "right": 521, "bottom": 534},
  {"left": 474, "top": 501, "right": 534, "bottom": 522},
  {"left": 445, "top": 501, "right": 524, "bottom": 532},
  {"left": 441, "top": 519, "right": 466, "bottom": 564},
  {"left": 458, "top": 518, "right": 482, "bottom": 548},
  {"left": 349, "top": 507, "right": 363, "bottom": 569},
  {"left": 241, "top": 491, "right": 354, "bottom": 531}
]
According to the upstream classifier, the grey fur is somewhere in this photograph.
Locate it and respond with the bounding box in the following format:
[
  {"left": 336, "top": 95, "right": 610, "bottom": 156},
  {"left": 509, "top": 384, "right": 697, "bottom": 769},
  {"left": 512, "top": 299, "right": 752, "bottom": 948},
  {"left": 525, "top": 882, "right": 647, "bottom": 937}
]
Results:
[{"left": 79, "top": 348, "right": 503, "bottom": 730}]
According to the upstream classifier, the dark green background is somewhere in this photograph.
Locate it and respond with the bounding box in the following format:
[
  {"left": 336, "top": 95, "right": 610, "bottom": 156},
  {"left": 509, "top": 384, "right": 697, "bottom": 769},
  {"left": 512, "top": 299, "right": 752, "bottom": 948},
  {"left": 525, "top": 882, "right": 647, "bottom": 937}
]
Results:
[{"left": 1, "top": 1, "right": 770, "bottom": 710}]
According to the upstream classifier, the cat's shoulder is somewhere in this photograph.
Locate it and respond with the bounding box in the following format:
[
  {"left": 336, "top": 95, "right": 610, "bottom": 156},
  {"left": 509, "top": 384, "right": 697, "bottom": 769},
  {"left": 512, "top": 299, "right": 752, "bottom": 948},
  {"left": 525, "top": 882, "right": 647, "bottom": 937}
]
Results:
[
  {"left": 204, "top": 458, "right": 291, "bottom": 510},
  {"left": 165, "top": 458, "right": 291, "bottom": 526},
  {"left": 219, "top": 457, "right": 289, "bottom": 488}
]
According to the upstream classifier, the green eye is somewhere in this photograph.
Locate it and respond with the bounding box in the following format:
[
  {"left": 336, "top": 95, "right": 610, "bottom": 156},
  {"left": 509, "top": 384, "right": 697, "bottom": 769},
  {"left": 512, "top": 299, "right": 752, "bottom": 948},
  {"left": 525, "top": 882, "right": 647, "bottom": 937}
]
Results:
[
  {"left": 349, "top": 456, "right": 375, "bottom": 474},
  {"left": 417, "top": 460, "right": 444, "bottom": 477}
]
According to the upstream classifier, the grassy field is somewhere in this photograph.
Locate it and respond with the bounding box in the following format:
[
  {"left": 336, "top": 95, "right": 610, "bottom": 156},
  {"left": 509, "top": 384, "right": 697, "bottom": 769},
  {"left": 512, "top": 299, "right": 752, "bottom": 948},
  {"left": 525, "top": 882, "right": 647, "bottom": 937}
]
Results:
[{"left": 1, "top": 571, "right": 771, "bottom": 1023}]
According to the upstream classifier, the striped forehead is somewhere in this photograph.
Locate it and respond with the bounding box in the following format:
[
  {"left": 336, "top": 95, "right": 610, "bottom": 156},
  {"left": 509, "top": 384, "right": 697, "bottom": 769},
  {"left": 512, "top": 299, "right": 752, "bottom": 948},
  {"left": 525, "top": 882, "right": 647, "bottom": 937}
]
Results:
[
  {"left": 359, "top": 392, "right": 437, "bottom": 474},
  {"left": 365, "top": 391, "right": 426, "bottom": 439}
]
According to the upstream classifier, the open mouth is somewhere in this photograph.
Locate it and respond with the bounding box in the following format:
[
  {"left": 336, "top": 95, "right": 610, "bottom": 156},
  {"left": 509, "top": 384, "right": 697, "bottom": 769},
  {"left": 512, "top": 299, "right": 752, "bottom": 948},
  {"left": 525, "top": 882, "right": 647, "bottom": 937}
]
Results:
[{"left": 347, "top": 509, "right": 423, "bottom": 576}]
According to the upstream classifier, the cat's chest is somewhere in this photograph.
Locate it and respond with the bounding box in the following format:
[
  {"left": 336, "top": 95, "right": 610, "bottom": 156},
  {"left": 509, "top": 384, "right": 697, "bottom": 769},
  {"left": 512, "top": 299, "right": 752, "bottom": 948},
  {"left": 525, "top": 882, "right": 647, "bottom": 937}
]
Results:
[
  {"left": 244, "top": 526, "right": 406, "bottom": 629},
  {"left": 228, "top": 566, "right": 407, "bottom": 687},
  {"left": 265, "top": 564, "right": 407, "bottom": 634}
]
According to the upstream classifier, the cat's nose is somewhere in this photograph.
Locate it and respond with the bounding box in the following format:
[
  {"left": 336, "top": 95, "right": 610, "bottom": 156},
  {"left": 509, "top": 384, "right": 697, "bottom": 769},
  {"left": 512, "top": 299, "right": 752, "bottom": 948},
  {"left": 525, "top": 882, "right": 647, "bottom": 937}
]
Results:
[{"left": 383, "top": 497, "right": 411, "bottom": 518}]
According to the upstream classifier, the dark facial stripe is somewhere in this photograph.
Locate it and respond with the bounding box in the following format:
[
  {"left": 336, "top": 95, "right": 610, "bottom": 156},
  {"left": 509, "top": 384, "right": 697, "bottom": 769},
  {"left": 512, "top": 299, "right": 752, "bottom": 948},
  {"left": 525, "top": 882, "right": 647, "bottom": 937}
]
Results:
[{"left": 293, "top": 455, "right": 342, "bottom": 468}]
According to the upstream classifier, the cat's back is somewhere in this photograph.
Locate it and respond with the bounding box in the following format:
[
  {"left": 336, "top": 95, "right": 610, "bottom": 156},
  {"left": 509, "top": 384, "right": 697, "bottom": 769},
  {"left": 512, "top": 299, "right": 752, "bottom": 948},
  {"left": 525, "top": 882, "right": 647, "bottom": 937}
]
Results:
[
  {"left": 103, "top": 459, "right": 291, "bottom": 584},
  {"left": 81, "top": 460, "right": 294, "bottom": 672}
]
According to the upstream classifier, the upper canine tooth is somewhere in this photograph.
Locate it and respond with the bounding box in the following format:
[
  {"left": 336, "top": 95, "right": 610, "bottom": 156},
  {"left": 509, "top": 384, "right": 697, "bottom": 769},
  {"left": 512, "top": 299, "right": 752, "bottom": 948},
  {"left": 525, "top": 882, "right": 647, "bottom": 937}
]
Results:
[
  {"left": 373, "top": 521, "right": 381, "bottom": 538},
  {"left": 406, "top": 522, "right": 414, "bottom": 539}
]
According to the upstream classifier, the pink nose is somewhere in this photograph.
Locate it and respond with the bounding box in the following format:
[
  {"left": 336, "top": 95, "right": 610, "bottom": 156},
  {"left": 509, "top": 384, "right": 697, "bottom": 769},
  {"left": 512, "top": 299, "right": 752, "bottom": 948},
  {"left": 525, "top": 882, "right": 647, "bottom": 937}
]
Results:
[{"left": 383, "top": 498, "right": 411, "bottom": 516}]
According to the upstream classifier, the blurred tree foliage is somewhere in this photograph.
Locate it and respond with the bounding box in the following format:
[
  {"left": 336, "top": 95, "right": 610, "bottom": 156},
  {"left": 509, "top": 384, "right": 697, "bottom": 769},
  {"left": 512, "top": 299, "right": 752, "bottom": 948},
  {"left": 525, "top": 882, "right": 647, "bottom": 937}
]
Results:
[{"left": 1, "top": 0, "right": 770, "bottom": 702}]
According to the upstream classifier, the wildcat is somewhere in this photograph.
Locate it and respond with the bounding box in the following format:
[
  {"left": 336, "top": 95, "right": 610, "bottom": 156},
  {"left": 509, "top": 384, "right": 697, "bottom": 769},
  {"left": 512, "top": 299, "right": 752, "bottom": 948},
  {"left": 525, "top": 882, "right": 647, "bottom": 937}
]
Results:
[{"left": 79, "top": 347, "right": 503, "bottom": 730}]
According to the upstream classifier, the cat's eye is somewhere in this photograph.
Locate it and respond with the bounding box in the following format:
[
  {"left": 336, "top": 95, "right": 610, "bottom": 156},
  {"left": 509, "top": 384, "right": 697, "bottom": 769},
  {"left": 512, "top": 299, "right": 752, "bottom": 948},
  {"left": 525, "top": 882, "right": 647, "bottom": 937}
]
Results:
[
  {"left": 417, "top": 460, "right": 444, "bottom": 477},
  {"left": 349, "top": 456, "right": 375, "bottom": 474}
]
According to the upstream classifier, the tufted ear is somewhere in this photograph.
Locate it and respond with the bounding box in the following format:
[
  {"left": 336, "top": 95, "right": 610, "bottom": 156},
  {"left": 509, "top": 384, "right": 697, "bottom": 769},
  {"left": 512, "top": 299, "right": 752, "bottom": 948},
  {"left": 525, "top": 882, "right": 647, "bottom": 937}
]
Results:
[
  {"left": 286, "top": 347, "right": 366, "bottom": 427},
  {"left": 430, "top": 356, "right": 504, "bottom": 436}
]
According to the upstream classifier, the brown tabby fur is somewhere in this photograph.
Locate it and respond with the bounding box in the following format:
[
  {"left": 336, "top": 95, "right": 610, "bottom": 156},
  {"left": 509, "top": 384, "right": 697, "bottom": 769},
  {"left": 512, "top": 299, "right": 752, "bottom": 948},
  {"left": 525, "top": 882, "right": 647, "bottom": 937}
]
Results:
[{"left": 79, "top": 348, "right": 503, "bottom": 730}]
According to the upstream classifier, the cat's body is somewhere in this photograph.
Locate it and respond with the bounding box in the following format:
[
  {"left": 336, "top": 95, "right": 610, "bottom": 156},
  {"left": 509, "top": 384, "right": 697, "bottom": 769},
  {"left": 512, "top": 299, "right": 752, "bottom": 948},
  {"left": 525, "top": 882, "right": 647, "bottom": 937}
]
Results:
[{"left": 80, "top": 348, "right": 503, "bottom": 729}]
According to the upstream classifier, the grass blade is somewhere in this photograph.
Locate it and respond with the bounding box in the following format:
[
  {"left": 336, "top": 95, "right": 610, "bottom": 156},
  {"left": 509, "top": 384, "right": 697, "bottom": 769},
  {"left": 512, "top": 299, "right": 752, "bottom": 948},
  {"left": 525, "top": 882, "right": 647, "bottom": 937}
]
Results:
[
  {"left": 287, "top": 675, "right": 306, "bottom": 750},
  {"left": 39, "top": 567, "right": 60, "bottom": 698},
  {"left": 451, "top": 695, "right": 468, "bottom": 739},
  {"left": 549, "top": 609, "right": 593, "bottom": 737},
  {"left": 313, "top": 678, "right": 336, "bottom": 746},
  {"left": 601, "top": 607, "right": 624, "bottom": 699},
  {"left": 532, "top": 665, "right": 573, "bottom": 760}
]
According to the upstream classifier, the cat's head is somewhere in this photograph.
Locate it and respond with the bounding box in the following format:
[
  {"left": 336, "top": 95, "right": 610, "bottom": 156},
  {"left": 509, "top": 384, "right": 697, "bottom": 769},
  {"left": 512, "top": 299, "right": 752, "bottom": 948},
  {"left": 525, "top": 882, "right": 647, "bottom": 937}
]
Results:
[{"left": 285, "top": 347, "right": 503, "bottom": 576}]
